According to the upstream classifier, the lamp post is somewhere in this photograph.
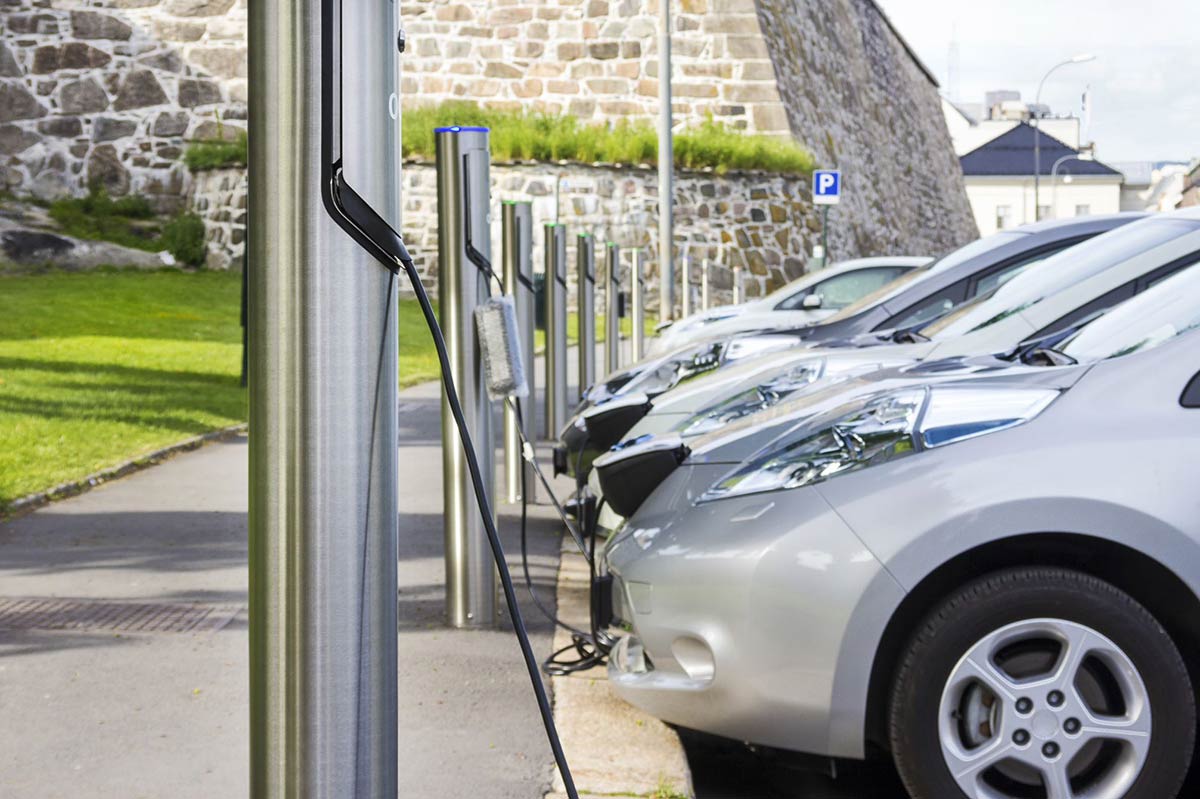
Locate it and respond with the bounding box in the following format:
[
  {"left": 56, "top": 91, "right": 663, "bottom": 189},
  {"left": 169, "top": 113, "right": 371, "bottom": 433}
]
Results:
[
  {"left": 657, "top": 0, "right": 674, "bottom": 324},
  {"left": 1033, "top": 54, "right": 1095, "bottom": 220},
  {"left": 1050, "top": 152, "right": 1094, "bottom": 219}
]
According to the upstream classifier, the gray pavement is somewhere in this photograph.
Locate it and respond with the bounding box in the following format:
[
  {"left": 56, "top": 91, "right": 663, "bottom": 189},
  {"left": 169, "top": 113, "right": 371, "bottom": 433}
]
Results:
[{"left": 0, "top": 378, "right": 568, "bottom": 799}]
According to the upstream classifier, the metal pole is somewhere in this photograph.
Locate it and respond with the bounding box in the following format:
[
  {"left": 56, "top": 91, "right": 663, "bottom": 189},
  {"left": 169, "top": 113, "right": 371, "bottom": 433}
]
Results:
[
  {"left": 576, "top": 233, "right": 596, "bottom": 400},
  {"left": 249, "top": 0, "right": 398, "bottom": 794},
  {"left": 680, "top": 251, "right": 691, "bottom": 319},
  {"left": 733, "top": 265, "right": 743, "bottom": 304},
  {"left": 701, "top": 257, "right": 710, "bottom": 310},
  {"left": 544, "top": 223, "right": 568, "bottom": 438},
  {"left": 821, "top": 204, "right": 829, "bottom": 267},
  {"left": 503, "top": 201, "right": 535, "bottom": 505},
  {"left": 658, "top": 0, "right": 674, "bottom": 324},
  {"left": 605, "top": 241, "right": 621, "bottom": 375},
  {"left": 436, "top": 127, "right": 496, "bottom": 629},
  {"left": 632, "top": 248, "right": 645, "bottom": 361}
]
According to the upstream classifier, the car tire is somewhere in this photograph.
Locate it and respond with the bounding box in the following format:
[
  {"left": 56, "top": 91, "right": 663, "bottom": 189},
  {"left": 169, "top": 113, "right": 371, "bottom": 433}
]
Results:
[{"left": 889, "top": 567, "right": 1195, "bottom": 799}]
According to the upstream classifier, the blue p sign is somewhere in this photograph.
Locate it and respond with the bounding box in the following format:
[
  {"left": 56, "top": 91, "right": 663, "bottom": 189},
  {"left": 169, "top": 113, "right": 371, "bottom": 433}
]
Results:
[{"left": 813, "top": 169, "right": 840, "bottom": 205}]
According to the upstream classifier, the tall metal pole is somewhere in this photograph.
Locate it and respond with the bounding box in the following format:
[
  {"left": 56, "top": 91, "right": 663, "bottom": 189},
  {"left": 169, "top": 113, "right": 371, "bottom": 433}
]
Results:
[
  {"left": 502, "top": 201, "right": 535, "bottom": 504},
  {"left": 249, "top": 0, "right": 398, "bottom": 794},
  {"left": 604, "top": 242, "right": 621, "bottom": 375},
  {"left": 1033, "top": 54, "right": 1095, "bottom": 221},
  {"left": 700, "top": 257, "right": 710, "bottom": 310},
  {"left": 436, "top": 128, "right": 496, "bottom": 629},
  {"left": 544, "top": 223, "right": 568, "bottom": 438},
  {"left": 680, "top": 251, "right": 691, "bottom": 319},
  {"left": 733, "top": 265, "right": 743, "bottom": 304},
  {"left": 632, "top": 248, "right": 645, "bottom": 361},
  {"left": 657, "top": 0, "right": 674, "bottom": 324},
  {"left": 576, "top": 233, "right": 596, "bottom": 400}
]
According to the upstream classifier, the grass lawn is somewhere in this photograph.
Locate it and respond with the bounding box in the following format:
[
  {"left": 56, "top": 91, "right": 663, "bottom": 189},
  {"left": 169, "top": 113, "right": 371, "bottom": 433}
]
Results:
[{"left": 0, "top": 269, "right": 445, "bottom": 508}]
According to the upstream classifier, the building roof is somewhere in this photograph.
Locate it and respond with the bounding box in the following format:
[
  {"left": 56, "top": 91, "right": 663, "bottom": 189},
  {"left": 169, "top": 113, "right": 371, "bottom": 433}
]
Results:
[{"left": 959, "top": 123, "right": 1122, "bottom": 178}]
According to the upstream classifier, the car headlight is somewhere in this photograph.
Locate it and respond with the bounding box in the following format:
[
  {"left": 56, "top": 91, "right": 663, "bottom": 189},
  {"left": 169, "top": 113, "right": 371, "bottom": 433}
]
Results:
[
  {"left": 625, "top": 341, "right": 725, "bottom": 397},
  {"left": 699, "top": 386, "right": 1059, "bottom": 502},
  {"left": 677, "top": 359, "right": 827, "bottom": 436}
]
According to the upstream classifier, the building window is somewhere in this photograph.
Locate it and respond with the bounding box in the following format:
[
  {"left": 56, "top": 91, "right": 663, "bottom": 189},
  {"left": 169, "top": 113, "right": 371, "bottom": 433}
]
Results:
[
  {"left": 1037, "top": 204, "right": 1051, "bottom": 221},
  {"left": 1075, "top": 204, "right": 1091, "bottom": 217},
  {"left": 995, "top": 205, "right": 1013, "bottom": 230}
]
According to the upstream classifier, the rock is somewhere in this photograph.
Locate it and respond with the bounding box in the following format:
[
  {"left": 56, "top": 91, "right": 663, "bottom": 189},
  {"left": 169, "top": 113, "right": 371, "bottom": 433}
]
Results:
[
  {"left": 70, "top": 11, "right": 133, "bottom": 41},
  {"left": 0, "top": 43, "right": 21, "bottom": 78},
  {"left": 113, "top": 70, "right": 168, "bottom": 110},
  {"left": 163, "top": 0, "right": 236, "bottom": 16},
  {"left": 152, "top": 110, "right": 190, "bottom": 137},
  {"left": 190, "top": 120, "right": 242, "bottom": 141},
  {"left": 86, "top": 144, "right": 131, "bottom": 195},
  {"left": 93, "top": 117, "right": 139, "bottom": 143},
  {"left": 0, "top": 124, "right": 40, "bottom": 155},
  {"left": 38, "top": 117, "right": 83, "bottom": 138},
  {"left": 137, "top": 51, "right": 184, "bottom": 73},
  {"left": 58, "top": 78, "right": 109, "bottom": 115},
  {"left": 0, "top": 83, "right": 47, "bottom": 123},
  {"left": 153, "top": 18, "right": 206, "bottom": 42},
  {"left": 33, "top": 43, "right": 113, "bottom": 73},
  {"left": 31, "top": 170, "right": 71, "bottom": 202},
  {"left": 177, "top": 78, "right": 221, "bottom": 107},
  {"left": 0, "top": 218, "right": 167, "bottom": 272},
  {"left": 187, "top": 46, "right": 247, "bottom": 79},
  {"left": 7, "top": 14, "right": 59, "bottom": 35}
]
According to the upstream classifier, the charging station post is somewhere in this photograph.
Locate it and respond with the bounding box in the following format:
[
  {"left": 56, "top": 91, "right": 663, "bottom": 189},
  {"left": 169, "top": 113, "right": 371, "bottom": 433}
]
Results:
[
  {"left": 701, "top": 257, "right": 710, "bottom": 310},
  {"left": 544, "top": 223, "right": 569, "bottom": 438},
  {"left": 733, "top": 264, "right": 744, "bottom": 304},
  {"left": 436, "top": 126, "right": 497, "bottom": 629},
  {"left": 576, "top": 233, "right": 596, "bottom": 400},
  {"left": 632, "top": 248, "right": 646, "bottom": 361},
  {"left": 248, "top": 0, "right": 399, "bottom": 793},
  {"left": 604, "top": 241, "right": 621, "bottom": 375},
  {"left": 503, "top": 200, "right": 535, "bottom": 505}
]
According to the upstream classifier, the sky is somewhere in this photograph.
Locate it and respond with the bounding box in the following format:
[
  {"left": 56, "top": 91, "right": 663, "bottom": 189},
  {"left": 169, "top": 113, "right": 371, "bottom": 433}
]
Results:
[{"left": 875, "top": 0, "right": 1200, "bottom": 164}]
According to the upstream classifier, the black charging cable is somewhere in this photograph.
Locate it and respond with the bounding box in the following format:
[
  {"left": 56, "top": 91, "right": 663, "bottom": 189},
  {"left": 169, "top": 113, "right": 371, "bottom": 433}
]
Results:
[{"left": 391, "top": 249, "right": 581, "bottom": 799}]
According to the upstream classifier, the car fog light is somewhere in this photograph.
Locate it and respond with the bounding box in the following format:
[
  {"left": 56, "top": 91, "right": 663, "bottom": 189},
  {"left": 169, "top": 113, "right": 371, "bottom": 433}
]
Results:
[
  {"left": 611, "top": 633, "right": 652, "bottom": 675},
  {"left": 671, "top": 636, "right": 715, "bottom": 682}
]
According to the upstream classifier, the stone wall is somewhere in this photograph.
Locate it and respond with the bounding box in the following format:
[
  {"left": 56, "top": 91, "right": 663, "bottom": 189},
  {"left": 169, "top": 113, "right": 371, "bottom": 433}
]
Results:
[
  {"left": 189, "top": 165, "right": 245, "bottom": 269},
  {"left": 400, "top": 161, "right": 819, "bottom": 309},
  {"left": 0, "top": 0, "right": 246, "bottom": 214}
]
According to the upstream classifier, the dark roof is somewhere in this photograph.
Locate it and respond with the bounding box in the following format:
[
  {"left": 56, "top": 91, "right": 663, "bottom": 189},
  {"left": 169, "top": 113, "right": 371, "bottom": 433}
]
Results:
[{"left": 959, "top": 123, "right": 1122, "bottom": 178}]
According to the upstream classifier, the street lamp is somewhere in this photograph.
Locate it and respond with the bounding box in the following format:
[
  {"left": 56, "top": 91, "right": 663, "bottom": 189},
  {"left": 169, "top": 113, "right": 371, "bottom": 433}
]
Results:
[
  {"left": 1049, "top": 152, "right": 1095, "bottom": 219},
  {"left": 1033, "top": 53, "right": 1096, "bottom": 219}
]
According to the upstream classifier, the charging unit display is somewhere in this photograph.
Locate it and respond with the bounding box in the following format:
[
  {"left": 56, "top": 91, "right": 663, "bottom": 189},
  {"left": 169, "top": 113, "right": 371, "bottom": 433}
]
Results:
[
  {"left": 631, "top": 249, "right": 645, "bottom": 361},
  {"left": 503, "top": 201, "right": 536, "bottom": 505},
  {"left": 436, "top": 127, "right": 497, "bottom": 629},
  {"left": 576, "top": 233, "right": 596, "bottom": 400},
  {"left": 544, "top": 223, "right": 569, "bottom": 438},
  {"left": 604, "top": 242, "right": 621, "bottom": 374}
]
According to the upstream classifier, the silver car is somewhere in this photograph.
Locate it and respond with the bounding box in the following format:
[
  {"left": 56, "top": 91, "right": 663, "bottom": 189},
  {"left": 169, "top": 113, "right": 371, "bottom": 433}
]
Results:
[{"left": 602, "top": 262, "right": 1200, "bottom": 799}]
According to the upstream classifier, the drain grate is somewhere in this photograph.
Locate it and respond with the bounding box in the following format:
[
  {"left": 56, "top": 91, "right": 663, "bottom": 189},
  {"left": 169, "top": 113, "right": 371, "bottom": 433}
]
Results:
[{"left": 0, "top": 597, "right": 242, "bottom": 634}]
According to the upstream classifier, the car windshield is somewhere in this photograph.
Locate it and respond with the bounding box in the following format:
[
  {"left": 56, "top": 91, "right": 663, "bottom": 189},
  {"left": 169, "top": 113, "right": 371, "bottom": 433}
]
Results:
[
  {"left": 819, "top": 232, "right": 1026, "bottom": 323},
  {"left": 1057, "top": 260, "right": 1200, "bottom": 361},
  {"left": 919, "top": 218, "right": 1199, "bottom": 341}
]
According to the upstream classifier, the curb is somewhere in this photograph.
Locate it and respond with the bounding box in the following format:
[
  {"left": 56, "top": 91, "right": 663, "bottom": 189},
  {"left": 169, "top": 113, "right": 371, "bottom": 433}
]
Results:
[
  {"left": 546, "top": 536, "right": 694, "bottom": 799},
  {"left": 2, "top": 423, "right": 248, "bottom": 520}
]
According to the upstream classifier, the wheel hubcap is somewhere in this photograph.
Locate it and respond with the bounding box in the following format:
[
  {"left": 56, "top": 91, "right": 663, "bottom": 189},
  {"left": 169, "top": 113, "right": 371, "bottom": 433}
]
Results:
[{"left": 937, "top": 618, "right": 1151, "bottom": 799}]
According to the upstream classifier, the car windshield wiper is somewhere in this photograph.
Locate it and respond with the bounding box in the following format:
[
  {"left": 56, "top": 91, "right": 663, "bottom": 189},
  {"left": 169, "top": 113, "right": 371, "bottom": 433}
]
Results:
[
  {"left": 890, "top": 327, "right": 930, "bottom": 344},
  {"left": 1022, "top": 346, "right": 1078, "bottom": 367}
]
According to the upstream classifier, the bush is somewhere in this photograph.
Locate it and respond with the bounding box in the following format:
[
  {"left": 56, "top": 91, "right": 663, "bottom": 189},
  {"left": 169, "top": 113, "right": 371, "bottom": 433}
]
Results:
[
  {"left": 161, "top": 213, "right": 208, "bottom": 267},
  {"left": 184, "top": 130, "right": 248, "bottom": 172},
  {"left": 401, "top": 101, "right": 812, "bottom": 175},
  {"left": 48, "top": 188, "right": 161, "bottom": 252}
]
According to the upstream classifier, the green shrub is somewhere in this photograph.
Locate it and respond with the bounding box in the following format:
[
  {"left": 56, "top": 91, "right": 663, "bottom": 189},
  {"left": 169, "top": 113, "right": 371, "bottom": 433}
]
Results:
[
  {"left": 48, "top": 188, "right": 161, "bottom": 252},
  {"left": 161, "top": 213, "right": 208, "bottom": 267},
  {"left": 401, "top": 101, "right": 812, "bottom": 175},
  {"left": 184, "top": 130, "right": 248, "bottom": 172}
]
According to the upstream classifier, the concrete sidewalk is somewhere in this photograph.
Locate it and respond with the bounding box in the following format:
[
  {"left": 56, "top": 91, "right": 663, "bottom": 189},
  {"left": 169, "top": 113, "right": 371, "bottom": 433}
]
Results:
[{"left": 0, "top": 379, "right": 567, "bottom": 799}]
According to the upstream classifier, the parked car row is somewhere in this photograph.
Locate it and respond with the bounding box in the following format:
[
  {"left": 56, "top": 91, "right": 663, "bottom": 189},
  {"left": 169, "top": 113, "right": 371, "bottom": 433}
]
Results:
[{"left": 562, "top": 208, "right": 1200, "bottom": 799}]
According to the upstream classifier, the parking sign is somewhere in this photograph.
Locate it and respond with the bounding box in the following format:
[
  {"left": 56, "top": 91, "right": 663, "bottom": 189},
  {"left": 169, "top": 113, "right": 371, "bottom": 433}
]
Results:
[{"left": 813, "top": 169, "right": 840, "bottom": 205}]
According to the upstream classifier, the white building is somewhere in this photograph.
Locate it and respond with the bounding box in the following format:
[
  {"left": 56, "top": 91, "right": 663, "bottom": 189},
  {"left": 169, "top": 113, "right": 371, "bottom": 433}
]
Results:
[{"left": 1112, "top": 161, "right": 1189, "bottom": 212}]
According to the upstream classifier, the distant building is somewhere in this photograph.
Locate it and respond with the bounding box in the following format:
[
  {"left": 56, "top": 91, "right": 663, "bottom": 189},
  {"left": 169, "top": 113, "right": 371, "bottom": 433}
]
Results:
[
  {"left": 1180, "top": 161, "right": 1200, "bottom": 208},
  {"left": 942, "top": 97, "right": 1079, "bottom": 159},
  {"left": 1111, "top": 161, "right": 1188, "bottom": 212},
  {"left": 958, "top": 123, "right": 1122, "bottom": 236}
]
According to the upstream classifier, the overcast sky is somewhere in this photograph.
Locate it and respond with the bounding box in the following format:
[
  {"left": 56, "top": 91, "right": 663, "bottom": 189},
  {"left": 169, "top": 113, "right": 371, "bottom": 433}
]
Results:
[{"left": 875, "top": 0, "right": 1200, "bottom": 164}]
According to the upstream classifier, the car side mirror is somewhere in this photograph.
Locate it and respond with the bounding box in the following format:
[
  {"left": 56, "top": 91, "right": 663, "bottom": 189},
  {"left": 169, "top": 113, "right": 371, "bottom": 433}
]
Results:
[{"left": 801, "top": 294, "right": 823, "bottom": 310}]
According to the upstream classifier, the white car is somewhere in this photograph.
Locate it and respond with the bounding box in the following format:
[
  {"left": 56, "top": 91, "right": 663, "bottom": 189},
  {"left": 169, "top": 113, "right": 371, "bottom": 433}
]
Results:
[{"left": 648, "top": 256, "right": 931, "bottom": 356}]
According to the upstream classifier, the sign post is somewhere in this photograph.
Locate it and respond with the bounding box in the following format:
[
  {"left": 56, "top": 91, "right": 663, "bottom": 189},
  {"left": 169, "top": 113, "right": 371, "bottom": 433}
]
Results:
[{"left": 812, "top": 168, "right": 840, "bottom": 270}]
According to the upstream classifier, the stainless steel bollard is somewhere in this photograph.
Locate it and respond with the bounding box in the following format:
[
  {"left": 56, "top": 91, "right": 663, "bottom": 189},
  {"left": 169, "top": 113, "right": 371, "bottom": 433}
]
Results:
[
  {"left": 503, "top": 201, "right": 535, "bottom": 505},
  {"left": 576, "top": 233, "right": 596, "bottom": 400},
  {"left": 436, "top": 127, "right": 496, "bottom": 629},
  {"left": 604, "top": 241, "right": 621, "bottom": 375},
  {"left": 632, "top": 248, "right": 645, "bottom": 361},
  {"left": 733, "top": 264, "right": 744, "bottom": 304},
  {"left": 680, "top": 252, "right": 692, "bottom": 319},
  {"left": 701, "top": 257, "right": 710, "bottom": 310},
  {"left": 249, "top": 0, "right": 398, "bottom": 793},
  {"left": 544, "top": 223, "right": 569, "bottom": 438}
]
